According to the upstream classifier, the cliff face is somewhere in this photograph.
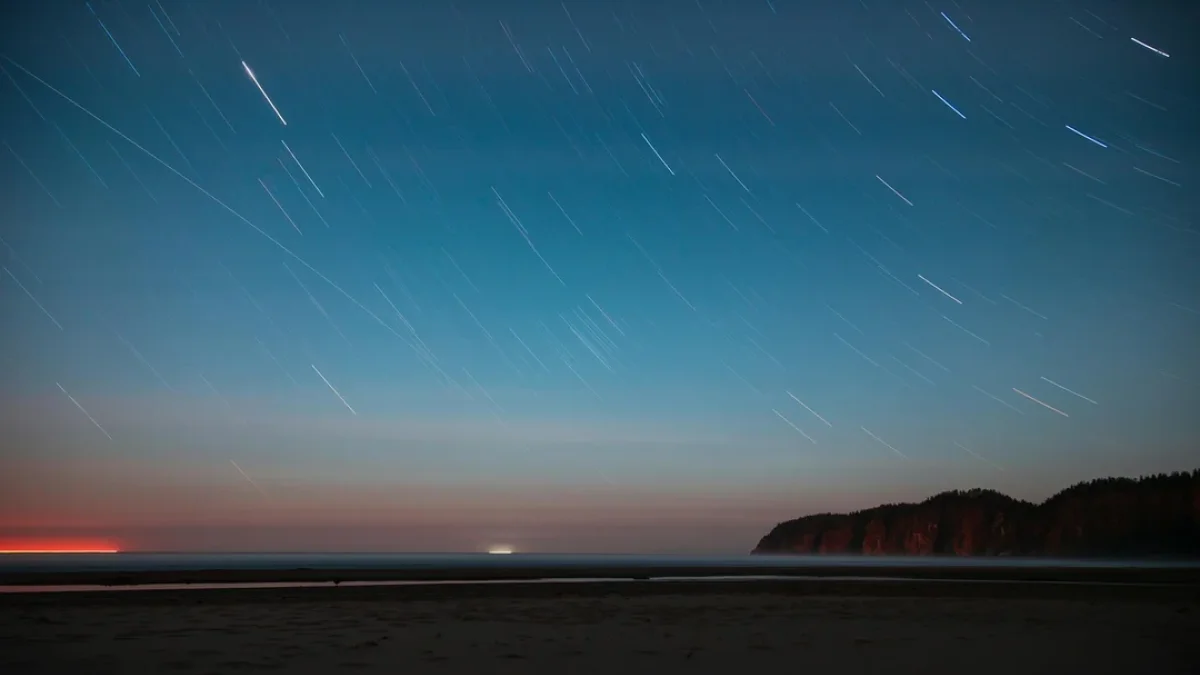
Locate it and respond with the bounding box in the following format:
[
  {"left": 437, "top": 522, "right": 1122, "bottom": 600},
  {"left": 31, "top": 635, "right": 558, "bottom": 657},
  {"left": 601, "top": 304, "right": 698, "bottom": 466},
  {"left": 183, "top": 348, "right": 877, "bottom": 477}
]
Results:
[{"left": 752, "top": 470, "right": 1200, "bottom": 557}]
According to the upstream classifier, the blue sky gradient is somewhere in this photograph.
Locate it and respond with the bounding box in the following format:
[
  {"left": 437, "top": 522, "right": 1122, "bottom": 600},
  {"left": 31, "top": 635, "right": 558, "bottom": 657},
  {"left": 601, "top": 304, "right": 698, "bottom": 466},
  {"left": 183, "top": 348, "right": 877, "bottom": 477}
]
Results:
[{"left": 0, "top": 0, "right": 1196, "bottom": 553}]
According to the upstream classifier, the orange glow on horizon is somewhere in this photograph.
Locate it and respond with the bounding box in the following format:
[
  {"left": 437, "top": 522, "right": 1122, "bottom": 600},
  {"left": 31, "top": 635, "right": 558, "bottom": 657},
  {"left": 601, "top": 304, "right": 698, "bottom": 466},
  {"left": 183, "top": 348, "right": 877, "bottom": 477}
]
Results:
[
  {"left": 0, "top": 538, "right": 121, "bottom": 554},
  {"left": 0, "top": 549, "right": 120, "bottom": 554}
]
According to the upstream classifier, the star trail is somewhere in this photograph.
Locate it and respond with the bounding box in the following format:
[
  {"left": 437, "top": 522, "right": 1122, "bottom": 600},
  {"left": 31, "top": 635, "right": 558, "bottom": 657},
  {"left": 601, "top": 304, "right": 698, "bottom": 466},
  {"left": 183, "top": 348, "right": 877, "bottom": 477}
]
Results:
[{"left": 0, "top": 0, "right": 1195, "bottom": 554}]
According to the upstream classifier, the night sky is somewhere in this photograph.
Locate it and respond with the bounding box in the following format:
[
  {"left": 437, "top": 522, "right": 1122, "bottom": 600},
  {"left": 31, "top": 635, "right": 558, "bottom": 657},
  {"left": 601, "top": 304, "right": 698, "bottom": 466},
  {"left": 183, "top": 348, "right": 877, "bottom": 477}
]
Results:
[{"left": 0, "top": 0, "right": 1196, "bottom": 554}]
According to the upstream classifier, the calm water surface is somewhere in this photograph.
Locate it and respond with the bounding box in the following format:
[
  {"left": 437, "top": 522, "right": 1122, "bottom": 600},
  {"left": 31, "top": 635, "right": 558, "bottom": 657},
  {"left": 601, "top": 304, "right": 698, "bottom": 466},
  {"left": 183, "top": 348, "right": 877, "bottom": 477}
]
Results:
[{"left": 1, "top": 552, "right": 1193, "bottom": 575}]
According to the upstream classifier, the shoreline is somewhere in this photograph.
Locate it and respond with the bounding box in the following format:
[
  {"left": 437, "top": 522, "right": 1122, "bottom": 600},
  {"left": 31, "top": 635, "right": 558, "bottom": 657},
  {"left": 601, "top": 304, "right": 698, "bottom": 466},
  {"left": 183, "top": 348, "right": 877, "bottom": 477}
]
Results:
[
  {"left": 3, "top": 575, "right": 1198, "bottom": 608},
  {"left": 3, "top": 560, "right": 1200, "bottom": 588}
]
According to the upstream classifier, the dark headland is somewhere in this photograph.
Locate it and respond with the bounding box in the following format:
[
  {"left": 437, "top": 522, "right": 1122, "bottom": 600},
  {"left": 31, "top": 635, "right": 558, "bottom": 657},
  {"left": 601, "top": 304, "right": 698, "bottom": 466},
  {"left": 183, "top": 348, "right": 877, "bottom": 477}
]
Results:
[{"left": 753, "top": 469, "right": 1200, "bottom": 557}]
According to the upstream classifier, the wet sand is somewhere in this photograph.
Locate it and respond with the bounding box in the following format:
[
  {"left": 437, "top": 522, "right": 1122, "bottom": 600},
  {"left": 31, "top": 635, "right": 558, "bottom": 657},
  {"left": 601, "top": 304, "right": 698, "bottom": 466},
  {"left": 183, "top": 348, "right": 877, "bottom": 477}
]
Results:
[
  {"left": 2, "top": 576, "right": 1198, "bottom": 674},
  {"left": 4, "top": 559, "right": 1200, "bottom": 587}
]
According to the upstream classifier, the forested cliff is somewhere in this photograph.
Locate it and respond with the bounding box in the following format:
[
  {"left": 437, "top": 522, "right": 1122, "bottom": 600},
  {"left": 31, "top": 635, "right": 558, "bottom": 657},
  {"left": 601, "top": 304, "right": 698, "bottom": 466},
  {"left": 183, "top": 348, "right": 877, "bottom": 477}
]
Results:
[{"left": 753, "top": 470, "right": 1200, "bottom": 557}]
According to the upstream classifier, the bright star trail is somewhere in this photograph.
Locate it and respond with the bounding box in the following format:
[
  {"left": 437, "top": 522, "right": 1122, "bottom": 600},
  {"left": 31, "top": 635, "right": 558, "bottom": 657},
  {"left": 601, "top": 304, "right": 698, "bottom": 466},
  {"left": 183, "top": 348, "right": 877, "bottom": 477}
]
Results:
[
  {"left": 0, "top": 0, "right": 1195, "bottom": 555},
  {"left": 242, "top": 60, "right": 286, "bottom": 126}
]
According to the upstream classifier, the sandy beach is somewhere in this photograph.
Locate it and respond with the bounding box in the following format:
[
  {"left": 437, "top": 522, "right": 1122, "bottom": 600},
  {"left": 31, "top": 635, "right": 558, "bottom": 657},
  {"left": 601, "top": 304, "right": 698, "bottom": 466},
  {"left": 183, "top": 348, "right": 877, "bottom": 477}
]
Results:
[{"left": 3, "top": 578, "right": 1198, "bottom": 674}]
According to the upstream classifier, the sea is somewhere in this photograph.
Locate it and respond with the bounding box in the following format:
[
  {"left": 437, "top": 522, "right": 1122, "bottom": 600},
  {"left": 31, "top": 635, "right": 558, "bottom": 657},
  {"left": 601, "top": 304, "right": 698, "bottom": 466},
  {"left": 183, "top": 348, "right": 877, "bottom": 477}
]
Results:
[
  {"left": 1, "top": 552, "right": 1191, "bottom": 576},
  {"left": 1, "top": 552, "right": 1196, "bottom": 594}
]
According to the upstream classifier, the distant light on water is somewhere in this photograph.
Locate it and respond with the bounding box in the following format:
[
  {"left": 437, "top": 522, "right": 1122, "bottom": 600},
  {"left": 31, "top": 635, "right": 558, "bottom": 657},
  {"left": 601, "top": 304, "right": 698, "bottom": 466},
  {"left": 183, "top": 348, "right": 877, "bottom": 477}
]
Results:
[{"left": 487, "top": 546, "right": 514, "bottom": 555}]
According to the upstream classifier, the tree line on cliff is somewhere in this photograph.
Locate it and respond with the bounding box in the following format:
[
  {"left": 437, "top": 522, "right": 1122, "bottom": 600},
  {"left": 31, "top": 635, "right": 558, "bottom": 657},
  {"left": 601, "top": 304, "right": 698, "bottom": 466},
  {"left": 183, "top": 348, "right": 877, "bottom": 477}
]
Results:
[{"left": 752, "top": 469, "right": 1200, "bottom": 557}]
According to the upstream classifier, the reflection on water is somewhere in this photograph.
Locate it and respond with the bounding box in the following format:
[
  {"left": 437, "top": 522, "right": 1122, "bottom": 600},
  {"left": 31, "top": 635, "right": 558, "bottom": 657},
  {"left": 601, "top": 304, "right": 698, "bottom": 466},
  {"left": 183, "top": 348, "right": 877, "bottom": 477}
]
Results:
[
  {"left": 2, "top": 574, "right": 1180, "bottom": 594},
  {"left": 0, "top": 577, "right": 631, "bottom": 594},
  {"left": 1, "top": 552, "right": 1193, "bottom": 575}
]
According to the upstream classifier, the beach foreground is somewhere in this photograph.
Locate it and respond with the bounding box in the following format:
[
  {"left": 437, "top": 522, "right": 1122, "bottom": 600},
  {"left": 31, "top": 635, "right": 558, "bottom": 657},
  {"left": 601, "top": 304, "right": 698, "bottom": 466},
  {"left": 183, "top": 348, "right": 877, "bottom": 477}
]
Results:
[{"left": 3, "top": 579, "right": 1198, "bottom": 674}]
